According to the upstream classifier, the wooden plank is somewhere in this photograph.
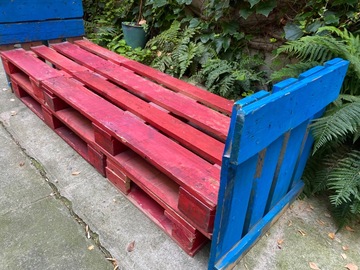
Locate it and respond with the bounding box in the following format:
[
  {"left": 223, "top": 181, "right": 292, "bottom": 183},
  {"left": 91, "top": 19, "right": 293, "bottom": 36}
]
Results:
[
  {"left": 0, "top": 0, "right": 83, "bottom": 23},
  {"left": 31, "top": 45, "right": 89, "bottom": 73},
  {"left": 242, "top": 136, "right": 284, "bottom": 234},
  {"left": 212, "top": 181, "right": 304, "bottom": 270},
  {"left": 0, "top": 49, "right": 62, "bottom": 82},
  {"left": 41, "top": 76, "right": 220, "bottom": 209},
  {"left": 209, "top": 59, "right": 349, "bottom": 270},
  {"left": 75, "top": 39, "right": 233, "bottom": 115},
  {"left": 266, "top": 120, "right": 309, "bottom": 211},
  {"left": 230, "top": 59, "right": 349, "bottom": 164},
  {"left": 0, "top": 20, "right": 84, "bottom": 45},
  {"left": 20, "top": 96, "right": 44, "bottom": 120},
  {"left": 55, "top": 108, "right": 95, "bottom": 143},
  {"left": 125, "top": 184, "right": 205, "bottom": 256},
  {"left": 51, "top": 42, "right": 230, "bottom": 141},
  {"left": 30, "top": 45, "right": 225, "bottom": 164},
  {"left": 42, "top": 105, "right": 63, "bottom": 130}
]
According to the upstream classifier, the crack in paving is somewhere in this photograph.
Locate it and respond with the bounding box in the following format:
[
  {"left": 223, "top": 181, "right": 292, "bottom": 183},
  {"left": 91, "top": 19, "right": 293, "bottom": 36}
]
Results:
[{"left": 0, "top": 120, "right": 119, "bottom": 269}]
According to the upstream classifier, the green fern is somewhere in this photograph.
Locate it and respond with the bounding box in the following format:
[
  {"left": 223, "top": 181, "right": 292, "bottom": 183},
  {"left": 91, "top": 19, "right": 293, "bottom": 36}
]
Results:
[
  {"left": 271, "top": 62, "right": 319, "bottom": 81},
  {"left": 275, "top": 27, "right": 360, "bottom": 226},
  {"left": 146, "top": 21, "right": 206, "bottom": 78},
  {"left": 311, "top": 95, "right": 360, "bottom": 152},
  {"left": 328, "top": 150, "right": 360, "bottom": 207},
  {"left": 195, "top": 57, "right": 266, "bottom": 99}
]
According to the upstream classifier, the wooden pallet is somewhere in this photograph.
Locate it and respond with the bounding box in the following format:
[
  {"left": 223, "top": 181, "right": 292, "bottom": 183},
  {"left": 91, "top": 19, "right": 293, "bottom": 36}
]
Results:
[{"left": 1, "top": 44, "right": 232, "bottom": 255}]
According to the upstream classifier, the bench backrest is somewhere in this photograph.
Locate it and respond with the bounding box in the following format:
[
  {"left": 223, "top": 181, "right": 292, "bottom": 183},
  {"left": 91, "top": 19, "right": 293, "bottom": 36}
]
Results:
[
  {"left": 0, "top": 0, "right": 84, "bottom": 47},
  {"left": 209, "top": 58, "right": 349, "bottom": 269}
]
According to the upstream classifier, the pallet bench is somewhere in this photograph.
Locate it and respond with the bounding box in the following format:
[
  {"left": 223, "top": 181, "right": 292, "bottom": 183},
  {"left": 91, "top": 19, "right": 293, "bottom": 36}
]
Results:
[{"left": 0, "top": 1, "right": 349, "bottom": 269}]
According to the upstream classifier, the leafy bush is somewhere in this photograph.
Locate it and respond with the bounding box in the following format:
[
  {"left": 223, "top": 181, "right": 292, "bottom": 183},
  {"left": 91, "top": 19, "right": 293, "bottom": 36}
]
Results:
[
  {"left": 284, "top": 0, "right": 359, "bottom": 40},
  {"left": 273, "top": 27, "right": 360, "bottom": 226}
]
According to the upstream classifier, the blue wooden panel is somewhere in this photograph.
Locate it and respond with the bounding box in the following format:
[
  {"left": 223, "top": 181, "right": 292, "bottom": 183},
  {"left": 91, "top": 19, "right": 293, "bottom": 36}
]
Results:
[
  {"left": 290, "top": 110, "right": 324, "bottom": 187},
  {"left": 215, "top": 156, "right": 258, "bottom": 256},
  {"left": 231, "top": 60, "right": 348, "bottom": 165},
  {"left": 0, "top": 20, "right": 84, "bottom": 45},
  {"left": 243, "top": 135, "right": 284, "bottom": 233},
  {"left": 266, "top": 120, "right": 309, "bottom": 211},
  {"left": 209, "top": 59, "right": 349, "bottom": 270},
  {"left": 212, "top": 181, "right": 304, "bottom": 270},
  {"left": 272, "top": 78, "right": 297, "bottom": 93},
  {"left": 0, "top": 0, "right": 83, "bottom": 23}
]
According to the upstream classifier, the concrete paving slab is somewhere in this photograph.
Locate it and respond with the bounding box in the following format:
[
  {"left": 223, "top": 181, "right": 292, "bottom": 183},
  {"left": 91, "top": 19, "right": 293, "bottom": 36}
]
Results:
[
  {"left": 0, "top": 121, "right": 112, "bottom": 269},
  {"left": 1, "top": 58, "right": 359, "bottom": 270}
]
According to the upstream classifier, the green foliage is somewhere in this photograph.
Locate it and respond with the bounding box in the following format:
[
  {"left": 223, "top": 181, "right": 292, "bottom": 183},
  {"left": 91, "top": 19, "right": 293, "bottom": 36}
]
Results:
[
  {"left": 146, "top": 21, "right": 207, "bottom": 78},
  {"left": 284, "top": 0, "right": 360, "bottom": 40},
  {"left": 274, "top": 27, "right": 360, "bottom": 95},
  {"left": 311, "top": 95, "right": 360, "bottom": 152},
  {"left": 274, "top": 27, "right": 360, "bottom": 226},
  {"left": 108, "top": 37, "right": 154, "bottom": 64},
  {"left": 193, "top": 56, "right": 265, "bottom": 99}
]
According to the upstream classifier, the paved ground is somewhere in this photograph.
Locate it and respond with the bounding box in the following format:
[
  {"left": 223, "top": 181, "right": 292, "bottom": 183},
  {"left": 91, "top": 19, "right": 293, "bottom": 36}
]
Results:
[{"left": 0, "top": 62, "right": 359, "bottom": 270}]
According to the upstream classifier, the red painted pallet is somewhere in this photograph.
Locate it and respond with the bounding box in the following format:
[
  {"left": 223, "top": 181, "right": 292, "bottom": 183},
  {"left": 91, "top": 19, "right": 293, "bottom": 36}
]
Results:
[
  {"left": 30, "top": 45, "right": 225, "bottom": 165},
  {"left": 49, "top": 42, "right": 230, "bottom": 142},
  {"left": 2, "top": 52, "right": 208, "bottom": 255},
  {"left": 0, "top": 44, "right": 231, "bottom": 254}
]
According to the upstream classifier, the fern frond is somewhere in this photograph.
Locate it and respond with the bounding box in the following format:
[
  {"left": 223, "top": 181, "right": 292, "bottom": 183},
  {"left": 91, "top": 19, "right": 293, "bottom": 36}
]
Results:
[
  {"left": 271, "top": 61, "right": 319, "bottom": 81},
  {"left": 328, "top": 150, "right": 360, "bottom": 206},
  {"left": 311, "top": 95, "right": 360, "bottom": 152},
  {"left": 217, "top": 73, "right": 236, "bottom": 97},
  {"left": 146, "top": 20, "right": 181, "bottom": 50}
]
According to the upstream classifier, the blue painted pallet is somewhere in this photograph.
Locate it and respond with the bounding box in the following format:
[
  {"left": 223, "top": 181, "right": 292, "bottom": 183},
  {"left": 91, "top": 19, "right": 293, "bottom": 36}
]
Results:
[
  {"left": 0, "top": 0, "right": 84, "bottom": 45},
  {"left": 0, "top": 20, "right": 84, "bottom": 45},
  {"left": 0, "top": 0, "right": 83, "bottom": 23},
  {"left": 208, "top": 58, "right": 349, "bottom": 269}
]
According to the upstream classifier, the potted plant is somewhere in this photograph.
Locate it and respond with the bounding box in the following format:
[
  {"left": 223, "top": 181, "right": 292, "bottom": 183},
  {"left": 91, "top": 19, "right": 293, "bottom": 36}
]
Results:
[{"left": 121, "top": 0, "right": 148, "bottom": 49}]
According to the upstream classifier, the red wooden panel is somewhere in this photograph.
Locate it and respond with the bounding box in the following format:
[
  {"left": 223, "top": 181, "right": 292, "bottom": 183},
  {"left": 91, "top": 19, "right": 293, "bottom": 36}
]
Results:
[
  {"left": 10, "top": 72, "right": 36, "bottom": 98},
  {"left": 93, "top": 123, "right": 127, "bottom": 156},
  {"left": 41, "top": 76, "right": 220, "bottom": 211},
  {"left": 73, "top": 70, "right": 224, "bottom": 165},
  {"left": 106, "top": 167, "right": 131, "bottom": 194},
  {"left": 55, "top": 108, "right": 94, "bottom": 143},
  {"left": 164, "top": 210, "right": 208, "bottom": 254},
  {"left": 1, "top": 56, "right": 21, "bottom": 74},
  {"left": 31, "top": 45, "right": 89, "bottom": 73},
  {"left": 43, "top": 90, "right": 69, "bottom": 111},
  {"left": 109, "top": 151, "right": 212, "bottom": 238},
  {"left": 50, "top": 42, "right": 230, "bottom": 141},
  {"left": 0, "top": 49, "right": 61, "bottom": 82},
  {"left": 178, "top": 187, "right": 216, "bottom": 233},
  {"left": 88, "top": 144, "right": 106, "bottom": 177},
  {"left": 21, "top": 96, "right": 44, "bottom": 120},
  {"left": 30, "top": 44, "right": 224, "bottom": 163},
  {"left": 29, "top": 77, "right": 44, "bottom": 101},
  {"left": 75, "top": 39, "right": 233, "bottom": 115},
  {"left": 55, "top": 126, "right": 88, "bottom": 160},
  {"left": 42, "top": 105, "right": 63, "bottom": 130},
  {"left": 125, "top": 184, "right": 204, "bottom": 256}
]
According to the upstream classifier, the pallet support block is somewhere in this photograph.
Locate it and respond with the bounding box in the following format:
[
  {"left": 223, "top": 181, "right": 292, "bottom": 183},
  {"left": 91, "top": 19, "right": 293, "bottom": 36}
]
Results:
[
  {"left": 93, "top": 122, "right": 127, "bottom": 155},
  {"left": 42, "top": 105, "right": 63, "bottom": 130},
  {"left": 29, "top": 76, "right": 44, "bottom": 101},
  {"left": 178, "top": 187, "right": 216, "bottom": 233},
  {"left": 164, "top": 210, "right": 208, "bottom": 255},
  {"left": 106, "top": 160, "right": 131, "bottom": 194},
  {"left": 88, "top": 144, "right": 107, "bottom": 177},
  {"left": 43, "top": 90, "right": 69, "bottom": 111}
]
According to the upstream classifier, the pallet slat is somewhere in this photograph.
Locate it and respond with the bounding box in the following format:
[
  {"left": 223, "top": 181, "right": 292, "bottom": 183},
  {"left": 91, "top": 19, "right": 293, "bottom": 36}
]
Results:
[
  {"left": 75, "top": 39, "right": 233, "bottom": 115},
  {"left": 51, "top": 42, "right": 230, "bottom": 141},
  {"left": 30, "top": 45, "right": 225, "bottom": 164}
]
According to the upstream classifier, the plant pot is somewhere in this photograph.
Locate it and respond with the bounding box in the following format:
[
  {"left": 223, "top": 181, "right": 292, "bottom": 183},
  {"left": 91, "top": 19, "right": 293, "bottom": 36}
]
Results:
[{"left": 121, "top": 22, "right": 147, "bottom": 49}]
